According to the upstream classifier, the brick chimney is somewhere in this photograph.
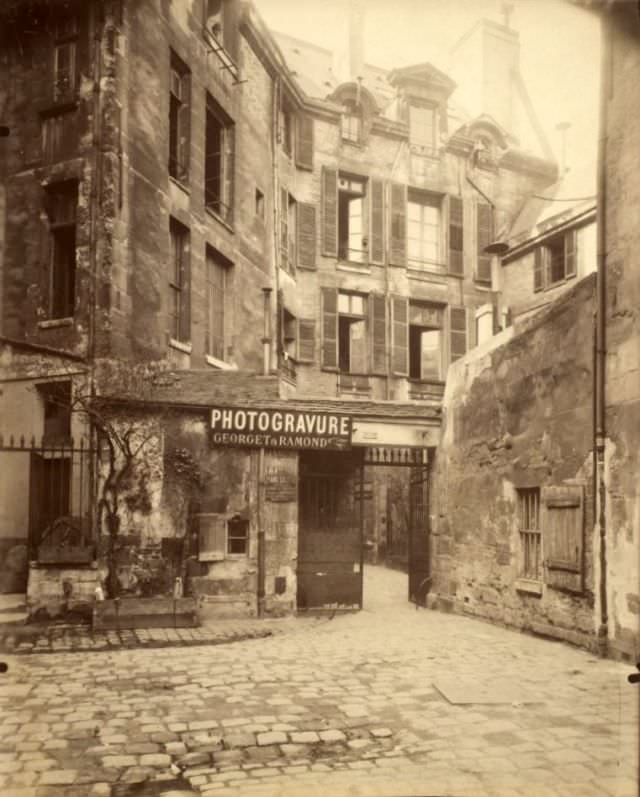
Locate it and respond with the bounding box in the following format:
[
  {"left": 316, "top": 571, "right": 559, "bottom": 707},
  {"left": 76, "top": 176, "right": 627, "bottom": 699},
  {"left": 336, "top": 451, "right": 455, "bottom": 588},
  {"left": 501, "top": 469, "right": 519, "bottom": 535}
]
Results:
[{"left": 332, "top": 0, "right": 365, "bottom": 84}]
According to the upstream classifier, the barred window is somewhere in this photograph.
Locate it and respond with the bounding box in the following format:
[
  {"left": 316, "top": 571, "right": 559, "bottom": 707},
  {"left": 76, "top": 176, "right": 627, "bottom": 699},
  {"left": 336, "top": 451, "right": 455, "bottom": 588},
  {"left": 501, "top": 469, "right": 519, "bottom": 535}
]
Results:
[{"left": 518, "top": 487, "right": 541, "bottom": 581}]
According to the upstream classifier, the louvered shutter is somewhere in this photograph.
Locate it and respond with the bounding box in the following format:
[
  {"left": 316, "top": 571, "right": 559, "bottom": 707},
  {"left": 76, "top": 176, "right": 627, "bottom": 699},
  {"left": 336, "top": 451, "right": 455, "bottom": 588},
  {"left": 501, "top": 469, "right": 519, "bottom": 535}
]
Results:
[
  {"left": 179, "top": 233, "right": 191, "bottom": 342},
  {"left": 564, "top": 229, "right": 577, "bottom": 278},
  {"left": 466, "top": 306, "right": 476, "bottom": 350},
  {"left": 449, "top": 196, "right": 464, "bottom": 276},
  {"left": 369, "top": 179, "right": 385, "bottom": 265},
  {"left": 476, "top": 203, "right": 492, "bottom": 283},
  {"left": 542, "top": 484, "right": 584, "bottom": 593},
  {"left": 370, "top": 294, "right": 387, "bottom": 375},
  {"left": 533, "top": 247, "right": 544, "bottom": 292},
  {"left": 197, "top": 513, "right": 226, "bottom": 561},
  {"left": 321, "top": 287, "right": 338, "bottom": 369},
  {"left": 391, "top": 296, "right": 408, "bottom": 375},
  {"left": 297, "top": 203, "right": 316, "bottom": 269},
  {"left": 297, "top": 320, "right": 315, "bottom": 362},
  {"left": 321, "top": 167, "right": 338, "bottom": 257},
  {"left": 449, "top": 307, "right": 467, "bottom": 362},
  {"left": 280, "top": 188, "right": 289, "bottom": 272},
  {"left": 295, "top": 114, "right": 314, "bottom": 171},
  {"left": 389, "top": 182, "right": 407, "bottom": 266},
  {"left": 177, "top": 72, "right": 191, "bottom": 181}
]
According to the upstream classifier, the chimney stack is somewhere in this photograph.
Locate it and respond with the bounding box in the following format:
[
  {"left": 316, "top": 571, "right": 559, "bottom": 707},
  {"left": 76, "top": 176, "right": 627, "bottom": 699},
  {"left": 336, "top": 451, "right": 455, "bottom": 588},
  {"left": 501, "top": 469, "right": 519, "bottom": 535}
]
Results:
[{"left": 332, "top": 0, "right": 365, "bottom": 84}]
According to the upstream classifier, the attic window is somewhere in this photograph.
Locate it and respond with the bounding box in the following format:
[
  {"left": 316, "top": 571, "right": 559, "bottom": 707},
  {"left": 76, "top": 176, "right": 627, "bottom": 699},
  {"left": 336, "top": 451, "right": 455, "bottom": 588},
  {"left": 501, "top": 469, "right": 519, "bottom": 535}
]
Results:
[
  {"left": 409, "top": 104, "right": 436, "bottom": 150},
  {"left": 341, "top": 100, "right": 361, "bottom": 143}
]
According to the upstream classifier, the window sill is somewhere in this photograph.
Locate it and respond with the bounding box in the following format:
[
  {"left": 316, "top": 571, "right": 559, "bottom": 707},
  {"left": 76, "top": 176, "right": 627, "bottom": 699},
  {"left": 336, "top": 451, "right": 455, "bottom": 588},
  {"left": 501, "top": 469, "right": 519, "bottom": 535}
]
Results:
[
  {"left": 515, "top": 578, "right": 543, "bottom": 596},
  {"left": 206, "top": 354, "right": 236, "bottom": 370},
  {"left": 168, "top": 175, "right": 190, "bottom": 194},
  {"left": 205, "top": 205, "right": 234, "bottom": 233},
  {"left": 169, "top": 338, "right": 192, "bottom": 354},
  {"left": 337, "top": 263, "right": 371, "bottom": 275},
  {"left": 544, "top": 275, "right": 575, "bottom": 292},
  {"left": 473, "top": 280, "right": 492, "bottom": 291},
  {"left": 38, "top": 317, "right": 74, "bottom": 329}
]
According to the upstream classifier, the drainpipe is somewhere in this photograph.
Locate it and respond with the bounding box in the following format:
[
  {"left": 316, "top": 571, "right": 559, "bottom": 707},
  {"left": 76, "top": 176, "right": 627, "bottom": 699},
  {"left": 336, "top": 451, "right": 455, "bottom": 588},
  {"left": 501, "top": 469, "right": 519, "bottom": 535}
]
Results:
[
  {"left": 257, "top": 447, "right": 266, "bottom": 618},
  {"left": 595, "top": 11, "right": 610, "bottom": 657}
]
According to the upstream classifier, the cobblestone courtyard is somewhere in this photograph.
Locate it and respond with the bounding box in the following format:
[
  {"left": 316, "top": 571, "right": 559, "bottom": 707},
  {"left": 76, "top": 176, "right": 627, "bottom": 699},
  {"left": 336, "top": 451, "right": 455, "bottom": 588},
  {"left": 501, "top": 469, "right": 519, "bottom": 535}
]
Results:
[{"left": 0, "top": 567, "right": 637, "bottom": 797}]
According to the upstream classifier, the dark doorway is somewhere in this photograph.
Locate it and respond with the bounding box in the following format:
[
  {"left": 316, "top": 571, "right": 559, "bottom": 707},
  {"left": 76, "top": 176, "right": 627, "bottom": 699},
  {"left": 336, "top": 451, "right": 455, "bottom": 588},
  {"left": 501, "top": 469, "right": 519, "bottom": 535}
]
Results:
[{"left": 408, "top": 463, "right": 431, "bottom": 606}]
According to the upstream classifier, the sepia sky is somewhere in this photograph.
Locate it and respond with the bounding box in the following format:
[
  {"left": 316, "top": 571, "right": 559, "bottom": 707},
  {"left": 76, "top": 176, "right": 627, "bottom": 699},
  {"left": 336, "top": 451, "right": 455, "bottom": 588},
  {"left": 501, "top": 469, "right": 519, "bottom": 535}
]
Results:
[{"left": 252, "top": 0, "right": 600, "bottom": 170}]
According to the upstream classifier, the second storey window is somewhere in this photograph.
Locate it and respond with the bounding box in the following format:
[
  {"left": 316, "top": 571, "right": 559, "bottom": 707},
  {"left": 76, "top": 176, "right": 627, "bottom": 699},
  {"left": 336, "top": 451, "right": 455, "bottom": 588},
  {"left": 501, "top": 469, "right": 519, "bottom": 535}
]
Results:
[
  {"left": 338, "top": 292, "right": 367, "bottom": 373},
  {"left": 409, "top": 303, "right": 444, "bottom": 381},
  {"left": 409, "top": 104, "right": 436, "bottom": 150},
  {"left": 206, "top": 246, "right": 233, "bottom": 363},
  {"left": 169, "top": 53, "right": 191, "bottom": 183},
  {"left": 338, "top": 176, "right": 366, "bottom": 263},
  {"left": 169, "top": 219, "right": 190, "bottom": 343},
  {"left": 46, "top": 181, "right": 78, "bottom": 319},
  {"left": 205, "top": 94, "right": 235, "bottom": 224},
  {"left": 407, "top": 191, "right": 441, "bottom": 270}
]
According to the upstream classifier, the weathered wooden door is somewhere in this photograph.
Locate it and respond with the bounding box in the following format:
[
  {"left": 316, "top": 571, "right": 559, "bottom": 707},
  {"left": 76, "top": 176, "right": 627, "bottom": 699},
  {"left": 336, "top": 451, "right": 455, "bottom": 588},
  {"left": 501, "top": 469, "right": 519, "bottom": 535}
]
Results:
[
  {"left": 297, "top": 451, "right": 362, "bottom": 610},
  {"left": 408, "top": 464, "right": 431, "bottom": 606}
]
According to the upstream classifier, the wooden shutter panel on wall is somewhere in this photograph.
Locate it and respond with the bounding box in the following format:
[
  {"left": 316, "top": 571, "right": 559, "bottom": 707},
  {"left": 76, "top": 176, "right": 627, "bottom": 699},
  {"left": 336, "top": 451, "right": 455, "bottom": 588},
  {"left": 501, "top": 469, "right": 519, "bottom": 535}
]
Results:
[
  {"left": 542, "top": 484, "right": 584, "bottom": 592},
  {"left": 197, "top": 513, "right": 226, "bottom": 562},
  {"left": 389, "top": 182, "right": 407, "bottom": 266},
  {"left": 449, "top": 195, "right": 464, "bottom": 276},
  {"left": 391, "top": 296, "right": 408, "bottom": 375},
  {"left": 177, "top": 72, "right": 191, "bottom": 181},
  {"left": 321, "top": 167, "right": 338, "bottom": 257},
  {"left": 369, "top": 179, "right": 385, "bottom": 265},
  {"left": 476, "top": 203, "right": 492, "bottom": 283},
  {"left": 533, "top": 247, "right": 544, "bottom": 292},
  {"left": 298, "top": 319, "right": 315, "bottom": 362},
  {"left": 295, "top": 114, "right": 314, "bottom": 171},
  {"left": 297, "top": 203, "right": 316, "bottom": 269},
  {"left": 321, "top": 287, "right": 338, "bottom": 369},
  {"left": 449, "top": 307, "right": 467, "bottom": 362},
  {"left": 370, "top": 294, "right": 387, "bottom": 375},
  {"left": 565, "top": 229, "right": 577, "bottom": 278}
]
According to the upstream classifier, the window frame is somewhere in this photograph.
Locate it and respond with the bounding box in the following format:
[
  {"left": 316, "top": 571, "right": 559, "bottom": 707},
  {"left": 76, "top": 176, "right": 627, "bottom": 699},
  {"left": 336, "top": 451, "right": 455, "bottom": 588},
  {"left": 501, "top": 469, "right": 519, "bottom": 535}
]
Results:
[
  {"left": 409, "top": 103, "right": 437, "bottom": 151},
  {"left": 337, "top": 291, "right": 368, "bottom": 374},
  {"left": 169, "top": 218, "right": 190, "bottom": 344},
  {"left": 407, "top": 190, "right": 444, "bottom": 272},
  {"left": 408, "top": 302, "right": 444, "bottom": 382},
  {"left": 517, "top": 487, "right": 542, "bottom": 583},
  {"left": 206, "top": 246, "right": 232, "bottom": 363},
  {"left": 46, "top": 181, "right": 78, "bottom": 320},
  {"left": 169, "top": 53, "right": 191, "bottom": 184},
  {"left": 205, "top": 93, "right": 235, "bottom": 225},
  {"left": 337, "top": 174, "right": 367, "bottom": 264},
  {"left": 341, "top": 100, "right": 361, "bottom": 144}
]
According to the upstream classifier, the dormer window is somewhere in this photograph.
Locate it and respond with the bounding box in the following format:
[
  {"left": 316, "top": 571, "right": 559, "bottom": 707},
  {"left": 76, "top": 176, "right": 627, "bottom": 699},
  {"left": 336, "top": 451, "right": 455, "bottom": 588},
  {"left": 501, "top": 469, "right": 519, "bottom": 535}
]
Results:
[
  {"left": 341, "top": 100, "right": 361, "bottom": 144},
  {"left": 409, "top": 104, "right": 436, "bottom": 150},
  {"left": 204, "top": 0, "right": 223, "bottom": 41}
]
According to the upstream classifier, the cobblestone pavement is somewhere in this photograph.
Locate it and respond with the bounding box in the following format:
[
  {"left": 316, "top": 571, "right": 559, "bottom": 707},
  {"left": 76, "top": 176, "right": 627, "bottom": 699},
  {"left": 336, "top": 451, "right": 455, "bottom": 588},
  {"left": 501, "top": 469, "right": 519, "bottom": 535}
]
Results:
[{"left": 0, "top": 567, "right": 637, "bottom": 797}]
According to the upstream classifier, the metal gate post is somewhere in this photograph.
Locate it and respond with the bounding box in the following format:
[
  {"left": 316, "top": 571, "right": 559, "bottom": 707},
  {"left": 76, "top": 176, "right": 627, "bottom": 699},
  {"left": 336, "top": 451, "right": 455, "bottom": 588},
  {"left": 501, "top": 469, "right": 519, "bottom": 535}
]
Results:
[{"left": 359, "top": 459, "right": 365, "bottom": 609}]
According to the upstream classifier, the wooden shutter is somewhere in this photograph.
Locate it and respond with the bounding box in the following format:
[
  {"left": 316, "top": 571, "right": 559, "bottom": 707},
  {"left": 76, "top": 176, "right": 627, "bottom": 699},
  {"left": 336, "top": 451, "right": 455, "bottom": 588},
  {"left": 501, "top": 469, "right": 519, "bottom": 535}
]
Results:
[
  {"left": 533, "top": 247, "right": 544, "bottom": 292},
  {"left": 177, "top": 72, "right": 191, "bottom": 181},
  {"left": 280, "top": 188, "right": 289, "bottom": 272},
  {"left": 297, "top": 319, "right": 315, "bottom": 362},
  {"left": 223, "top": 124, "right": 235, "bottom": 223},
  {"left": 321, "top": 167, "right": 338, "bottom": 257},
  {"left": 449, "top": 306, "right": 467, "bottom": 362},
  {"left": 321, "top": 287, "right": 338, "bottom": 369},
  {"left": 565, "top": 229, "right": 577, "bottom": 278},
  {"left": 179, "top": 233, "right": 191, "bottom": 342},
  {"left": 369, "top": 294, "right": 387, "bottom": 375},
  {"left": 391, "top": 296, "right": 408, "bottom": 375},
  {"left": 449, "top": 196, "right": 464, "bottom": 276},
  {"left": 542, "top": 484, "right": 584, "bottom": 592},
  {"left": 297, "top": 203, "right": 316, "bottom": 269},
  {"left": 369, "top": 179, "right": 385, "bottom": 265},
  {"left": 295, "top": 114, "right": 314, "bottom": 171},
  {"left": 476, "top": 203, "right": 492, "bottom": 283},
  {"left": 197, "top": 513, "right": 226, "bottom": 562},
  {"left": 389, "top": 182, "right": 407, "bottom": 266}
]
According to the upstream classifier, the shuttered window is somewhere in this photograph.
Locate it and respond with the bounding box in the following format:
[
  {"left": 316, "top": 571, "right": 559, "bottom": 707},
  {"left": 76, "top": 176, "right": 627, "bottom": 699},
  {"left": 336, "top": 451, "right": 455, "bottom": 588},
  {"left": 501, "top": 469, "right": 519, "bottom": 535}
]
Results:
[
  {"left": 449, "top": 307, "right": 467, "bottom": 362},
  {"left": 476, "top": 203, "right": 493, "bottom": 283},
  {"left": 298, "top": 319, "right": 316, "bottom": 362},
  {"left": 389, "top": 183, "right": 407, "bottom": 266},
  {"left": 321, "top": 287, "right": 338, "bottom": 369},
  {"left": 297, "top": 203, "right": 316, "bottom": 269},
  {"left": 369, "top": 294, "right": 387, "bottom": 375},
  {"left": 517, "top": 488, "right": 541, "bottom": 581},
  {"left": 542, "top": 484, "right": 584, "bottom": 592},
  {"left": 169, "top": 218, "right": 190, "bottom": 343},
  {"left": 391, "top": 296, "right": 409, "bottom": 375},
  {"left": 295, "top": 114, "right": 314, "bottom": 171},
  {"left": 169, "top": 53, "right": 190, "bottom": 183},
  {"left": 369, "top": 179, "right": 385, "bottom": 265},
  {"left": 449, "top": 196, "right": 464, "bottom": 276},
  {"left": 533, "top": 247, "right": 544, "bottom": 292},
  {"left": 322, "top": 167, "right": 338, "bottom": 257},
  {"left": 197, "top": 513, "right": 226, "bottom": 562},
  {"left": 205, "top": 93, "right": 234, "bottom": 224},
  {"left": 564, "top": 229, "right": 577, "bottom": 278}
]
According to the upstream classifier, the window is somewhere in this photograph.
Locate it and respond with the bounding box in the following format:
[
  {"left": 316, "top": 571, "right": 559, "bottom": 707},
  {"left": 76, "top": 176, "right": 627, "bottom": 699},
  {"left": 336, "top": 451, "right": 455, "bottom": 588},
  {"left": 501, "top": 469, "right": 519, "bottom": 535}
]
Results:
[
  {"left": 279, "top": 105, "right": 293, "bottom": 156},
  {"left": 280, "top": 191, "right": 296, "bottom": 276},
  {"left": 53, "top": 16, "right": 78, "bottom": 101},
  {"left": 341, "top": 100, "right": 361, "bottom": 143},
  {"left": 206, "top": 246, "right": 232, "bottom": 361},
  {"left": 409, "top": 303, "right": 444, "bottom": 381},
  {"left": 205, "top": 94, "right": 234, "bottom": 224},
  {"left": 409, "top": 104, "right": 436, "bottom": 150},
  {"left": 407, "top": 192, "right": 442, "bottom": 269},
  {"left": 38, "top": 381, "right": 72, "bottom": 443},
  {"left": 535, "top": 230, "right": 577, "bottom": 291},
  {"left": 255, "top": 188, "right": 264, "bottom": 219},
  {"left": 46, "top": 181, "right": 77, "bottom": 319},
  {"left": 227, "top": 514, "right": 248, "bottom": 555},
  {"left": 169, "top": 53, "right": 190, "bottom": 182},
  {"left": 169, "top": 219, "right": 190, "bottom": 343},
  {"left": 338, "top": 292, "right": 367, "bottom": 373},
  {"left": 338, "top": 176, "right": 366, "bottom": 263},
  {"left": 518, "top": 488, "right": 541, "bottom": 581}
]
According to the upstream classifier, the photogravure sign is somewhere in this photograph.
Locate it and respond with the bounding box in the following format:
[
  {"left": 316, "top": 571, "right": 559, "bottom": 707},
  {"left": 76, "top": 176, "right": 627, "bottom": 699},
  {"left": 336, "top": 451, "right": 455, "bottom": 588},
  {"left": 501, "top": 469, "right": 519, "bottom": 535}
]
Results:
[{"left": 210, "top": 406, "right": 352, "bottom": 450}]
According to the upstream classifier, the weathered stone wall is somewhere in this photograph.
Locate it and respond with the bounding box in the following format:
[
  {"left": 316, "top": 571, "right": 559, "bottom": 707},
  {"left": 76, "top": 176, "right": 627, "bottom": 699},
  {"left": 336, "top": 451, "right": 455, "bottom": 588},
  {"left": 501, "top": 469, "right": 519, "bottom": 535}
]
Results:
[
  {"left": 431, "top": 274, "right": 597, "bottom": 649},
  {"left": 601, "top": 9, "right": 640, "bottom": 660},
  {"left": 27, "top": 564, "right": 102, "bottom": 618}
]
